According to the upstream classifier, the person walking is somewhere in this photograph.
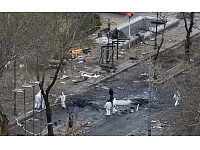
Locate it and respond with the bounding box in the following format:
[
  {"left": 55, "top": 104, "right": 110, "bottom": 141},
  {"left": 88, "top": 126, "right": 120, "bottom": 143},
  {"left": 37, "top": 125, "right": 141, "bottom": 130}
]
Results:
[
  {"left": 55, "top": 92, "right": 66, "bottom": 108},
  {"left": 104, "top": 99, "right": 112, "bottom": 116},
  {"left": 173, "top": 91, "right": 181, "bottom": 106}
]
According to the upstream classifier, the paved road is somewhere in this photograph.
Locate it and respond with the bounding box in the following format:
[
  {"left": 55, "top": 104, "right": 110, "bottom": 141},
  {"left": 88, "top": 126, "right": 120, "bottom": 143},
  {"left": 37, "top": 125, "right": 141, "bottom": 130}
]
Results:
[{"left": 8, "top": 62, "right": 175, "bottom": 136}]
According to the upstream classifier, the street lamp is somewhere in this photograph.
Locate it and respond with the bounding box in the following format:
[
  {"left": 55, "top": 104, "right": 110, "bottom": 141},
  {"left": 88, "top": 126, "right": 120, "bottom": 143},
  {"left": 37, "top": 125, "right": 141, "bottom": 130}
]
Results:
[
  {"left": 12, "top": 88, "right": 26, "bottom": 135},
  {"left": 126, "top": 12, "right": 133, "bottom": 49},
  {"left": 22, "top": 84, "right": 35, "bottom": 136}
]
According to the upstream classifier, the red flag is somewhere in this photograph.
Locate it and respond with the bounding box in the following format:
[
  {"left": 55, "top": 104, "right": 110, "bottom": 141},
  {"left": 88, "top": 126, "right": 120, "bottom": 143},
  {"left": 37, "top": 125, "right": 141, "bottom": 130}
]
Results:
[{"left": 126, "top": 12, "right": 133, "bottom": 18}]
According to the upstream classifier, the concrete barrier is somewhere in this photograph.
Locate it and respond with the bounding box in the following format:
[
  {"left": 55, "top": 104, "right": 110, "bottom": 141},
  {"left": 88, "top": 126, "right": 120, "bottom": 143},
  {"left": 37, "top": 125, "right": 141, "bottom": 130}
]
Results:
[{"left": 95, "top": 16, "right": 180, "bottom": 49}]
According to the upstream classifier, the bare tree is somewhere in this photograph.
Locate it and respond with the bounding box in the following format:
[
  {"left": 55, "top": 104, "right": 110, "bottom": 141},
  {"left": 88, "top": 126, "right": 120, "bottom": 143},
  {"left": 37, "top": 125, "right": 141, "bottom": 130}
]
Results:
[
  {"left": 153, "top": 12, "right": 167, "bottom": 63},
  {"left": 0, "top": 12, "right": 58, "bottom": 135},
  {"left": 182, "top": 12, "right": 195, "bottom": 62},
  {"left": 23, "top": 12, "right": 93, "bottom": 135}
]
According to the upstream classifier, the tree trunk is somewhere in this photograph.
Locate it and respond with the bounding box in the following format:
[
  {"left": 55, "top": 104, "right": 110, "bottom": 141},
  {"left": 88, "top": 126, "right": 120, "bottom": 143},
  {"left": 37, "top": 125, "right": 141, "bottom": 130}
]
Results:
[
  {"left": 39, "top": 60, "right": 63, "bottom": 136},
  {"left": 183, "top": 12, "right": 194, "bottom": 62},
  {"left": 0, "top": 106, "right": 9, "bottom": 136},
  {"left": 44, "top": 93, "right": 54, "bottom": 136}
]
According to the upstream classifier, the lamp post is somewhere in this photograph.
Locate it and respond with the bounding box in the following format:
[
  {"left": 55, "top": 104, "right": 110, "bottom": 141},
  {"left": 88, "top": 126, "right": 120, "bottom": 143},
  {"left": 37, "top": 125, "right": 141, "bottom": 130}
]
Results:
[
  {"left": 126, "top": 12, "right": 133, "bottom": 49},
  {"left": 12, "top": 88, "right": 26, "bottom": 135},
  {"left": 128, "top": 17, "right": 130, "bottom": 48},
  {"left": 22, "top": 84, "right": 35, "bottom": 136}
]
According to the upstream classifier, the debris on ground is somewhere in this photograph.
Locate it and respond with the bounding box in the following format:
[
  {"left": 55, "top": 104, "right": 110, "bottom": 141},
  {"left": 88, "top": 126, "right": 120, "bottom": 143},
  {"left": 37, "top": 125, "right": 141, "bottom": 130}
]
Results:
[
  {"left": 80, "top": 71, "right": 100, "bottom": 78},
  {"left": 114, "top": 99, "right": 132, "bottom": 105},
  {"left": 60, "top": 75, "right": 70, "bottom": 80},
  {"left": 72, "top": 76, "right": 88, "bottom": 84},
  {"left": 101, "top": 86, "right": 110, "bottom": 90},
  {"left": 117, "top": 87, "right": 125, "bottom": 90},
  {"left": 129, "top": 56, "right": 139, "bottom": 60}
]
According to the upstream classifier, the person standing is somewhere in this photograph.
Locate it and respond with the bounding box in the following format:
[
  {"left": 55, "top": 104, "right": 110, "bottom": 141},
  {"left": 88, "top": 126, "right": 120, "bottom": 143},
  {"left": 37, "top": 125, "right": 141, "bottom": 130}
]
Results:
[
  {"left": 41, "top": 95, "right": 46, "bottom": 109},
  {"left": 38, "top": 90, "right": 45, "bottom": 109},
  {"left": 104, "top": 99, "right": 112, "bottom": 116},
  {"left": 113, "top": 27, "right": 119, "bottom": 39},
  {"left": 109, "top": 87, "right": 114, "bottom": 105},
  {"left": 35, "top": 90, "right": 41, "bottom": 109},
  {"left": 55, "top": 92, "right": 66, "bottom": 108},
  {"left": 112, "top": 98, "right": 118, "bottom": 114}
]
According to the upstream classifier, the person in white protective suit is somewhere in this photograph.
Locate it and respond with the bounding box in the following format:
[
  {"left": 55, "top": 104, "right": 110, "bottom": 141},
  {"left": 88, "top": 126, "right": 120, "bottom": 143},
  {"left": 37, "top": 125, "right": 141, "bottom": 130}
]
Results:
[
  {"left": 35, "top": 90, "right": 46, "bottom": 109},
  {"left": 35, "top": 91, "right": 41, "bottom": 109},
  {"left": 55, "top": 92, "right": 66, "bottom": 108},
  {"left": 41, "top": 95, "right": 46, "bottom": 109},
  {"left": 112, "top": 98, "right": 118, "bottom": 114},
  {"left": 104, "top": 99, "right": 112, "bottom": 116},
  {"left": 173, "top": 91, "right": 181, "bottom": 107}
]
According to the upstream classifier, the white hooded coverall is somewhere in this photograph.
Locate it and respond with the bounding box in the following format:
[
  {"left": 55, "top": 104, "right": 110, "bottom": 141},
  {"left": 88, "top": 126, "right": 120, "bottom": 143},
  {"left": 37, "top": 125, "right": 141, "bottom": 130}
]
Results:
[
  {"left": 104, "top": 101, "right": 112, "bottom": 116},
  {"left": 35, "top": 90, "right": 45, "bottom": 109},
  {"left": 56, "top": 92, "right": 66, "bottom": 108},
  {"left": 173, "top": 91, "right": 180, "bottom": 106},
  {"left": 35, "top": 93, "right": 41, "bottom": 109},
  {"left": 112, "top": 98, "right": 118, "bottom": 113}
]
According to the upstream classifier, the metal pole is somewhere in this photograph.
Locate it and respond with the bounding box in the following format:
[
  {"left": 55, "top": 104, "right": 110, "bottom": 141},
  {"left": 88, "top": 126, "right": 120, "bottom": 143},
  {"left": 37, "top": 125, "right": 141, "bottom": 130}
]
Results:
[
  {"left": 117, "top": 39, "right": 119, "bottom": 60},
  {"left": 101, "top": 47, "right": 103, "bottom": 64},
  {"left": 30, "top": 81, "right": 40, "bottom": 135},
  {"left": 13, "top": 60, "right": 17, "bottom": 116},
  {"left": 154, "top": 12, "right": 158, "bottom": 49},
  {"left": 106, "top": 34, "right": 110, "bottom": 66},
  {"left": 108, "top": 18, "right": 110, "bottom": 31},
  {"left": 32, "top": 85, "right": 35, "bottom": 136},
  {"left": 148, "top": 20, "right": 152, "bottom": 136},
  {"left": 111, "top": 42, "right": 114, "bottom": 67},
  {"left": 129, "top": 17, "right": 131, "bottom": 48},
  {"left": 24, "top": 89, "right": 26, "bottom": 135},
  {"left": 106, "top": 31, "right": 110, "bottom": 61},
  {"left": 40, "top": 93, "right": 42, "bottom": 136}
]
